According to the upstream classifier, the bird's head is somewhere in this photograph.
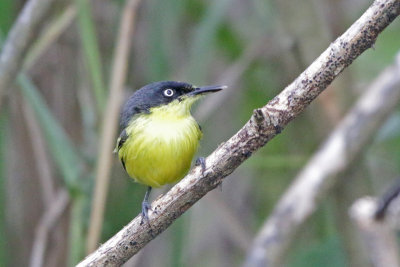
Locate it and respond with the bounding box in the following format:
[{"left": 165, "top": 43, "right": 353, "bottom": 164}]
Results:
[{"left": 120, "top": 81, "right": 226, "bottom": 128}]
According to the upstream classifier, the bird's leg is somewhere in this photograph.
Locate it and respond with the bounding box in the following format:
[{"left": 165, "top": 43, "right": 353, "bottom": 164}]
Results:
[
  {"left": 195, "top": 157, "right": 206, "bottom": 175},
  {"left": 141, "top": 186, "right": 152, "bottom": 225}
]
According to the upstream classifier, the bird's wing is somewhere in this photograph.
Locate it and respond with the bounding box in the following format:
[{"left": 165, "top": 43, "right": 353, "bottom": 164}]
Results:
[
  {"left": 114, "top": 129, "right": 128, "bottom": 171},
  {"left": 114, "top": 129, "right": 128, "bottom": 153}
]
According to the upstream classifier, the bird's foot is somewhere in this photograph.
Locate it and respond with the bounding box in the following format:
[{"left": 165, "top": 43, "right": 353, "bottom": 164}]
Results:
[
  {"left": 195, "top": 157, "right": 206, "bottom": 175},
  {"left": 140, "top": 201, "right": 152, "bottom": 225}
]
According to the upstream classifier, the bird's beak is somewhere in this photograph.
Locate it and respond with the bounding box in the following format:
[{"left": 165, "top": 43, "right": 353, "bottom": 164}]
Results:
[{"left": 188, "top": 85, "right": 227, "bottom": 96}]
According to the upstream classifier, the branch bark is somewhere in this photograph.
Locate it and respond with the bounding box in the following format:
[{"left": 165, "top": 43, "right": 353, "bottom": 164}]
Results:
[
  {"left": 78, "top": 1, "right": 400, "bottom": 266},
  {"left": 0, "top": 0, "right": 59, "bottom": 108},
  {"left": 243, "top": 50, "right": 400, "bottom": 266}
]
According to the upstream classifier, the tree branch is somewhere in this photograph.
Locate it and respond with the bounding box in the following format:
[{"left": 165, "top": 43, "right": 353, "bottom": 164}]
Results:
[
  {"left": 0, "top": 0, "right": 60, "bottom": 108},
  {"left": 243, "top": 51, "right": 400, "bottom": 266},
  {"left": 78, "top": 1, "right": 400, "bottom": 266}
]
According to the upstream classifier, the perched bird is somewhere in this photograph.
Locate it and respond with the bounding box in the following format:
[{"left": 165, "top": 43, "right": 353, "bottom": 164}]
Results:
[{"left": 115, "top": 81, "right": 225, "bottom": 222}]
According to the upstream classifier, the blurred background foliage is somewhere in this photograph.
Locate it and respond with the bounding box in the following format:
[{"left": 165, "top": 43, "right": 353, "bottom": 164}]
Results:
[{"left": 0, "top": 0, "right": 399, "bottom": 266}]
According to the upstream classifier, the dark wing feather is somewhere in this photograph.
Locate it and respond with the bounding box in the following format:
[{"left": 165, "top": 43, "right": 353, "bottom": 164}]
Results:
[
  {"left": 117, "top": 129, "right": 128, "bottom": 151},
  {"left": 116, "top": 130, "right": 128, "bottom": 171},
  {"left": 121, "top": 157, "right": 126, "bottom": 171}
]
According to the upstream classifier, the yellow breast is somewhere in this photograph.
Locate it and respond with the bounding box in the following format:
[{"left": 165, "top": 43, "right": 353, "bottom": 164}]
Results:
[{"left": 118, "top": 102, "right": 202, "bottom": 188}]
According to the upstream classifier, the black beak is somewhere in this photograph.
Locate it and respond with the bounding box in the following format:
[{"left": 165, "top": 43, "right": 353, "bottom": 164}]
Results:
[{"left": 189, "top": 85, "right": 227, "bottom": 96}]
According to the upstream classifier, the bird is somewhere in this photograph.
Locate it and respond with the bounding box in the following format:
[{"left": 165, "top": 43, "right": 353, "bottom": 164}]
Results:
[{"left": 115, "top": 81, "right": 225, "bottom": 223}]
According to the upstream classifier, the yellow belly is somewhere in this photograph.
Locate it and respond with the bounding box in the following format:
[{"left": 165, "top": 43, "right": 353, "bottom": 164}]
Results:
[{"left": 118, "top": 112, "right": 202, "bottom": 188}]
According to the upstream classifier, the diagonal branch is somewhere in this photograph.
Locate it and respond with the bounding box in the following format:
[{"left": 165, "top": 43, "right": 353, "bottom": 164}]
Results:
[
  {"left": 78, "top": 1, "right": 400, "bottom": 266},
  {"left": 243, "top": 50, "right": 400, "bottom": 267}
]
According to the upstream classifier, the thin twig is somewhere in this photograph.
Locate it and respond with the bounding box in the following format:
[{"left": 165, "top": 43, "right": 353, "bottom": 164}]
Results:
[
  {"left": 0, "top": 0, "right": 59, "bottom": 108},
  {"left": 86, "top": 0, "right": 141, "bottom": 253},
  {"left": 78, "top": 1, "right": 400, "bottom": 266},
  {"left": 29, "top": 189, "right": 70, "bottom": 267},
  {"left": 350, "top": 197, "right": 400, "bottom": 267},
  {"left": 243, "top": 50, "right": 400, "bottom": 266},
  {"left": 375, "top": 178, "right": 400, "bottom": 220}
]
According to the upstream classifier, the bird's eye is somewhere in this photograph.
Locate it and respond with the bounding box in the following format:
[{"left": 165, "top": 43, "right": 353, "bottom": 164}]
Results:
[{"left": 163, "top": 88, "right": 174, "bottom": 97}]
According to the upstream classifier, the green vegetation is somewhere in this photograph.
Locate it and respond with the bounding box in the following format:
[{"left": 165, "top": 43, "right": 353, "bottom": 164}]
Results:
[{"left": 0, "top": 0, "right": 399, "bottom": 266}]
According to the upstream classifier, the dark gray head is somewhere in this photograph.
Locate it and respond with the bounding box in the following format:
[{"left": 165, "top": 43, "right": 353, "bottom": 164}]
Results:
[{"left": 120, "top": 81, "right": 225, "bottom": 129}]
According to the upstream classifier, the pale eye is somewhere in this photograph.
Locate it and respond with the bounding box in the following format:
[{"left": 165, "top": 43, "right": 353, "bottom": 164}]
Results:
[{"left": 163, "top": 88, "right": 174, "bottom": 97}]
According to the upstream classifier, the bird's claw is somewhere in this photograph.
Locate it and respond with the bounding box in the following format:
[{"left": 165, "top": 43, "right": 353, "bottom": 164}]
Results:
[
  {"left": 140, "top": 201, "right": 152, "bottom": 225},
  {"left": 195, "top": 157, "right": 206, "bottom": 175}
]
